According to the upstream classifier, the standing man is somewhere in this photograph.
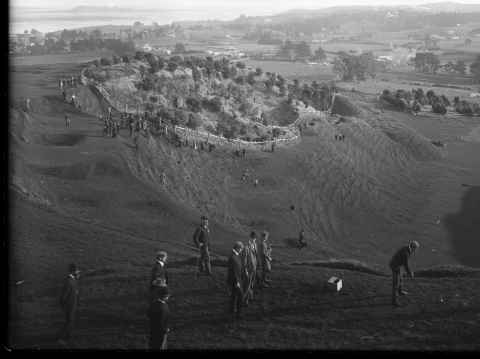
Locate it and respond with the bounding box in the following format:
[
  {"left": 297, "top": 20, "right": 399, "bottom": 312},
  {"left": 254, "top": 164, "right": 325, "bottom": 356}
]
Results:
[
  {"left": 389, "top": 241, "right": 420, "bottom": 307},
  {"left": 298, "top": 229, "right": 307, "bottom": 249},
  {"left": 193, "top": 215, "right": 212, "bottom": 277},
  {"left": 148, "top": 285, "right": 170, "bottom": 350},
  {"left": 227, "top": 241, "right": 244, "bottom": 324},
  {"left": 258, "top": 231, "right": 272, "bottom": 287},
  {"left": 242, "top": 231, "right": 258, "bottom": 305},
  {"left": 65, "top": 114, "right": 71, "bottom": 128},
  {"left": 58, "top": 263, "right": 80, "bottom": 345},
  {"left": 150, "top": 251, "right": 169, "bottom": 297}
]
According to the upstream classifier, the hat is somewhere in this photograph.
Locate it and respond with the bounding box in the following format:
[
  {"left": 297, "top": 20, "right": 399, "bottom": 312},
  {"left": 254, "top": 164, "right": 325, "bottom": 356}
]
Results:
[
  {"left": 250, "top": 231, "right": 257, "bottom": 238},
  {"left": 234, "top": 241, "right": 244, "bottom": 251},
  {"left": 261, "top": 230, "right": 269, "bottom": 238},
  {"left": 409, "top": 241, "right": 420, "bottom": 250},
  {"left": 68, "top": 263, "right": 80, "bottom": 274},
  {"left": 156, "top": 250, "right": 167, "bottom": 259}
]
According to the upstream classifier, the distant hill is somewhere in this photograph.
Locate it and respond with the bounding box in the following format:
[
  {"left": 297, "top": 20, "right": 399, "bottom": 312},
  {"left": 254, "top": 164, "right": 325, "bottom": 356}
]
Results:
[
  {"left": 276, "top": 2, "right": 480, "bottom": 18},
  {"left": 70, "top": 6, "right": 138, "bottom": 13},
  {"left": 419, "top": 2, "right": 480, "bottom": 13}
]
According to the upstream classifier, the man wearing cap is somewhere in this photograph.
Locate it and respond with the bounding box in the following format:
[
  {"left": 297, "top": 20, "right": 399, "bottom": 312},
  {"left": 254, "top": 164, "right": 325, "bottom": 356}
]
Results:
[
  {"left": 389, "top": 241, "right": 420, "bottom": 307},
  {"left": 227, "top": 241, "right": 244, "bottom": 323},
  {"left": 58, "top": 263, "right": 80, "bottom": 345},
  {"left": 193, "top": 216, "right": 212, "bottom": 276},
  {"left": 150, "top": 251, "right": 169, "bottom": 296},
  {"left": 148, "top": 285, "right": 170, "bottom": 350}
]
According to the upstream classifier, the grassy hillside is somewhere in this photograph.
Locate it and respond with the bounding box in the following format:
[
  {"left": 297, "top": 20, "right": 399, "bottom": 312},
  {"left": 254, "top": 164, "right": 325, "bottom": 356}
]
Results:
[{"left": 8, "top": 55, "right": 480, "bottom": 349}]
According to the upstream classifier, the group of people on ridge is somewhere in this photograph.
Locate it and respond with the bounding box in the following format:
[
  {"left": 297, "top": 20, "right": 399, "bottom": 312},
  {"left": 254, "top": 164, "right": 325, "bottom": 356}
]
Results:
[{"left": 57, "top": 212, "right": 420, "bottom": 349}]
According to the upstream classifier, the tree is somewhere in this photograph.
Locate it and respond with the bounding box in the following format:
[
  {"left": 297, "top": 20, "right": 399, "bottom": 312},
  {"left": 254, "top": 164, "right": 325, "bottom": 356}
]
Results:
[
  {"left": 247, "top": 72, "right": 256, "bottom": 85},
  {"left": 454, "top": 60, "right": 466, "bottom": 75},
  {"left": 411, "top": 52, "right": 440, "bottom": 74},
  {"left": 313, "top": 47, "right": 326, "bottom": 61},
  {"left": 295, "top": 41, "right": 311, "bottom": 59},
  {"left": 167, "top": 61, "right": 178, "bottom": 72},
  {"left": 174, "top": 43, "right": 186, "bottom": 53},
  {"left": 100, "top": 57, "right": 111, "bottom": 66},
  {"left": 186, "top": 97, "right": 201, "bottom": 113},
  {"left": 186, "top": 113, "right": 201, "bottom": 129},
  {"left": 112, "top": 55, "right": 120, "bottom": 64},
  {"left": 135, "top": 51, "right": 146, "bottom": 61},
  {"left": 139, "top": 65, "right": 146, "bottom": 79},
  {"left": 202, "top": 97, "right": 223, "bottom": 112},
  {"left": 236, "top": 61, "right": 246, "bottom": 69},
  {"left": 470, "top": 55, "right": 480, "bottom": 83}
]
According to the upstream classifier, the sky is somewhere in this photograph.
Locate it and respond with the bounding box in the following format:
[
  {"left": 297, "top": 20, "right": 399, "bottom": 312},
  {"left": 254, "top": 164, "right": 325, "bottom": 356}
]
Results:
[{"left": 11, "top": 0, "right": 480, "bottom": 11}]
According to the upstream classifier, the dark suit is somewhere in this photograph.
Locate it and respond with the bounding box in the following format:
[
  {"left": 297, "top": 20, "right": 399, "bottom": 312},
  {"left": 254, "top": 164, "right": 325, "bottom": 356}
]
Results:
[
  {"left": 59, "top": 275, "right": 79, "bottom": 341},
  {"left": 148, "top": 299, "right": 170, "bottom": 350},
  {"left": 389, "top": 246, "right": 413, "bottom": 304},
  {"left": 193, "top": 226, "right": 212, "bottom": 275},
  {"left": 227, "top": 250, "right": 243, "bottom": 320},
  {"left": 150, "top": 261, "right": 169, "bottom": 302},
  {"left": 150, "top": 261, "right": 169, "bottom": 287}
]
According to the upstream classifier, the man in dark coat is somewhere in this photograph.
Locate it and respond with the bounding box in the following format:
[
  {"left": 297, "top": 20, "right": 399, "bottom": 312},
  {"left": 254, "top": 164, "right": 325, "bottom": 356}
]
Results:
[
  {"left": 58, "top": 263, "right": 80, "bottom": 345},
  {"left": 148, "top": 286, "right": 170, "bottom": 350},
  {"left": 227, "top": 241, "right": 244, "bottom": 323},
  {"left": 257, "top": 231, "right": 272, "bottom": 287},
  {"left": 150, "top": 251, "right": 169, "bottom": 299},
  {"left": 389, "top": 241, "right": 420, "bottom": 307},
  {"left": 193, "top": 215, "right": 212, "bottom": 276}
]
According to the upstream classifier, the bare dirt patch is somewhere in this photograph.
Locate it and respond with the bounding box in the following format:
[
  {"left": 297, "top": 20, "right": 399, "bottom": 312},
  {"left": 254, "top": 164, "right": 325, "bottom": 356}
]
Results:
[{"left": 39, "top": 133, "right": 86, "bottom": 147}]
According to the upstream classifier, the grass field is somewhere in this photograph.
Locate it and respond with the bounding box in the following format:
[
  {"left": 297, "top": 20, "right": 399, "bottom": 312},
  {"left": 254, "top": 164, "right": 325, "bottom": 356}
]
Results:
[{"left": 8, "top": 51, "right": 480, "bottom": 349}]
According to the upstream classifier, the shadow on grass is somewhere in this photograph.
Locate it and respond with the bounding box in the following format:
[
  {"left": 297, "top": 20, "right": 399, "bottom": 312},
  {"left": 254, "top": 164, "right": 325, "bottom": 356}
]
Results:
[{"left": 444, "top": 186, "right": 480, "bottom": 268}]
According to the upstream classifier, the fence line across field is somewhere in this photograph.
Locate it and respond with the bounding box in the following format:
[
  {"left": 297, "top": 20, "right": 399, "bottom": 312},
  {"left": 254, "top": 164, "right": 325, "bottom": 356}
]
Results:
[{"left": 81, "top": 73, "right": 331, "bottom": 150}]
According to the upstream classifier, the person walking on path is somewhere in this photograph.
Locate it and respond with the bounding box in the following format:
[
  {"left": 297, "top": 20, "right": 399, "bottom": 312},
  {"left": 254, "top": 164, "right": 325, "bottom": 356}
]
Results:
[
  {"left": 57, "top": 263, "right": 80, "bottom": 345},
  {"left": 389, "top": 241, "right": 420, "bottom": 307},
  {"left": 148, "top": 285, "right": 170, "bottom": 350},
  {"left": 193, "top": 215, "right": 212, "bottom": 277},
  {"left": 65, "top": 114, "right": 71, "bottom": 128},
  {"left": 227, "top": 241, "right": 244, "bottom": 325}
]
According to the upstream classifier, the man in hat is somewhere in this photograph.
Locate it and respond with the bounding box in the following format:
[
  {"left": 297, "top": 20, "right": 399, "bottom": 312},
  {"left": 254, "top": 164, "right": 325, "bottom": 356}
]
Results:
[
  {"left": 258, "top": 231, "right": 272, "bottom": 287},
  {"left": 148, "top": 285, "right": 170, "bottom": 350},
  {"left": 193, "top": 216, "right": 212, "bottom": 276},
  {"left": 389, "top": 241, "right": 420, "bottom": 307},
  {"left": 227, "top": 241, "right": 244, "bottom": 323},
  {"left": 242, "top": 231, "right": 258, "bottom": 304},
  {"left": 150, "top": 251, "right": 169, "bottom": 297},
  {"left": 58, "top": 263, "right": 80, "bottom": 345}
]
